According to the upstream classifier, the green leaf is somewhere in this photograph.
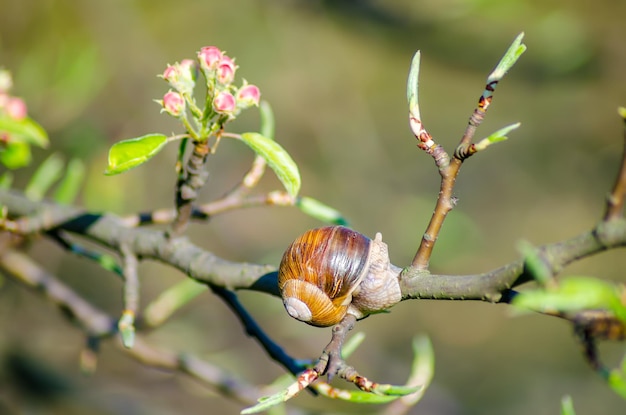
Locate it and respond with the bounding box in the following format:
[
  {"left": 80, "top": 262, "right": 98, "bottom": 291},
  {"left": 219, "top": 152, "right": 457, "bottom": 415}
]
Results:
[
  {"left": 240, "top": 132, "right": 300, "bottom": 197},
  {"left": 259, "top": 101, "right": 275, "bottom": 139},
  {"left": 373, "top": 384, "right": 422, "bottom": 397},
  {"left": 53, "top": 158, "right": 85, "bottom": 204},
  {"left": 488, "top": 32, "right": 527, "bottom": 83},
  {"left": 97, "top": 254, "right": 122, "bottom": 274},
  {"left": 561, "top": 395, "right": 576, "bottom": 415},
  {"left": 475, "top": 122, "right": 521, "bottom": 151},
  {"left": 313, "top": 382, "right": 420, "bottom": 404},
  {"left": 324, "top": 387, "right": 419, "bottom": 404},
  {"left": 618, "top": 106, "right": 626, "bottom": 120},
  {"left": 25, "top": 153, "right": 65, "bottom": 201},
  {"left": 0, "top": 115, "right": 49, "bottom": 148},
  {"left": 143, "top": 279, "right": 207, "bottom": 327},
  {"left": 341, "top": 332, "right": 365, "bottom": 359},
  {"left": 118, "top": 311, "right": 136, "bottom": 349},
  {"left": 517, "top": 239, "right": 552, "bottom": 285},
  {"left": 0, "top": 172, "right": 13, "bottom": 189},
  {"left": 241, "top": 390, "right": 289, "bottom": 414},
  {"left": 244, "top": 335, "right": 431, "bottom": 413},
  {"left": 0, "top": 141, "right": 31, "bottom": 169},
  {"left": 332, "top": 335, "right": 434, "bottom": 405},
  {"left": 513, "top": 276, "right": 621, "bottom": 313},
  {"left": 400, "top": 334, "right": 435, "bottom": 406},
  {"left": 406, "top": 50, "right": 421, "bottom": 117},
  {"left": 105, "top": 134, "right": 168, "bottom": 175},
  {"left": 607, "top": 369, "right": 626, "bottom": 399},
  {"left": 296, "top": 196, "right": 349, "bottom": 225}
]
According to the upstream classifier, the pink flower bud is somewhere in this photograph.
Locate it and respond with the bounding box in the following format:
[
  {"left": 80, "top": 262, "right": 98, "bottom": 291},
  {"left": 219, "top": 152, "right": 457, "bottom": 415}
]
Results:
[
  {"left": 6, "top": 97, "right": 27, "bottom": 120},
  {"left": 161, "top": 61, "right": 196, "bottom": 95},
  {"left": 198, "top": 46, "right": 223, "bottom": 71},
  {"left": 162, "top": 65, "right": 178, "bottom": 83},
  {"left": 213, "top": 91, "right": 236, "bottom": 114},
  {"left": 236, "top": 84, "right": 260, "bottom": 108},
  {"left": 216, "top": 56, "right": 237, "bottom": 85},
  {"left": 162, "top": 91, "right": 185, "bottom": 117}
]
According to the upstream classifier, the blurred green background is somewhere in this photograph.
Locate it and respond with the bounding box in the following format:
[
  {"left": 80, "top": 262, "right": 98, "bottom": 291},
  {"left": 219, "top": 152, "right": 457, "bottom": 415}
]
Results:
[{"left": 1, "top": 0, "right": 626, "bottom": 414}]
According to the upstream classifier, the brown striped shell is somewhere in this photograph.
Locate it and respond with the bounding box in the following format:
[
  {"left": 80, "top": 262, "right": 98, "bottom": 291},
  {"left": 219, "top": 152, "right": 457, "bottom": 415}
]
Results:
[{"left": 278, "top": 226, "right": 401, "bottom": 327}]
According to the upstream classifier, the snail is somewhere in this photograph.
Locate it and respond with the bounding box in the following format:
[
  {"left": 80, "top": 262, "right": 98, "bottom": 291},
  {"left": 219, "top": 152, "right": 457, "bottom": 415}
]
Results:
[{"left": 278, "top": 226, "right": 402, "bottom": 327}]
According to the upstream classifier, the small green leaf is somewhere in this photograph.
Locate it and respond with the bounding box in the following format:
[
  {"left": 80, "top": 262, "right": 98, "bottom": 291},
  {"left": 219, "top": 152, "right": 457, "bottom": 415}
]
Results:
[
  {"left": 330, "top": 336, "right": 433, "bottom": 405},
  {"left": 259, "top": 101, "right": 275, "bottom": 139},
  {"left": 118, "top": 310, "right": 136, "bottom": 349},
  {"left": 0, "top": 172, "right": 13, "bottom": 189},
  {"left": 144, "top": 279, "right": 207, "bottom": 327},
  {"left": 324, "top": 387, "right": 418, "bottom": 404},
  {"left": 617, "top": 106, "right": 626, "bottom": 120},
  {"left": 607, "top": 369, "right": 626, "bottom": 399},
  {"left": 488, "top": 32, "right": 527, "bottom": 83},
  {"left": 489, "top": 122, "right": 521, "bottom": 139},
  {"left": 241, "top": 390, "right": 289, "bottom": 414},
  {"left": 105, "top": 133, "right": 168, "bottom": 175},
  {"left": 25, "top": 153, "right": 65, "bottom": 201},
  {"left": 0, "top": 115, "right": 49, "bottom": 148},
  {"left": 296, "top": 196, "right": 349, "bottom": 225},
  {"left": 374, "top": 384, "right": 422, "bottom": 397},
  {"left": 240, "top": 132, "right": 300, "bottom": 197},
  {"left": 406, "top": 50, "right": 422, "bottom": 117},
  {"left": 517, "top": 239, "right": 551, "bottom": 285},
  {"left": 341, "top": 332, "right": 365, "bottom": 359},
  {"left": 561, "top": 395, "right": 576, "bottom": 415},
  {"left": 314, "top": 382, "right": 420, "bottom": 404},
  {"left": 53, "top": 158, "right": 85, "bottom": 204},
  {"left": 513, "top": 276, "right": 621, "bottom": 313},
  {"left": 0, "top": 141, "right": 31, "bottom": 169},
  {"left": 97, "top": 254, "right": 122, "bottom": 274},
  {"left": 475, "top": 122, "right": 520, "bottom": 151},
  {"left": 400, "top": 334, "right": 435, "bottom": 406}
]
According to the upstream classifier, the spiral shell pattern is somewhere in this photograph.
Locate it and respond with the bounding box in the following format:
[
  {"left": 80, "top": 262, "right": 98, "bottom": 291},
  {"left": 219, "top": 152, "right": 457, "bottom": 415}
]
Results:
[{"left": 278, "top": 226, "right": 371, "bottom": 327}]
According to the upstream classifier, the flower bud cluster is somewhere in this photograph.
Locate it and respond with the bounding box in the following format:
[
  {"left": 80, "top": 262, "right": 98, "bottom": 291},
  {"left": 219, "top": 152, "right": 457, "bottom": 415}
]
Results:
[
  {"left": 197, "top": 46, "right": 260, "bottom": 117},
  {"left": 157, "top": 46, "right": 260, "bottom": 132}
]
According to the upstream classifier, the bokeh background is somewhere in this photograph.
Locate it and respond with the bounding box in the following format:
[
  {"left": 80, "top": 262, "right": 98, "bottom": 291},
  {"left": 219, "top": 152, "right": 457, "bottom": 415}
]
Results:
[{"left": 1, "top": 0, "right": 626, "bottom": 414}]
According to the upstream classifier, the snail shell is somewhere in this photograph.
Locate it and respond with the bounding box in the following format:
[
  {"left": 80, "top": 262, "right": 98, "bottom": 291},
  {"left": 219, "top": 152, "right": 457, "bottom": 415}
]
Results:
[{"left": 278, "top": 226, "right": 402, "bottom": 327}]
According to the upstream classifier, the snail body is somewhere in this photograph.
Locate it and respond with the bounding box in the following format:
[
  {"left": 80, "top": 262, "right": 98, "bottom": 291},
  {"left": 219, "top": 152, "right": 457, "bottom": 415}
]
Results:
[{"left": 278, "top": 226, "right": 402, "bottom": 327}]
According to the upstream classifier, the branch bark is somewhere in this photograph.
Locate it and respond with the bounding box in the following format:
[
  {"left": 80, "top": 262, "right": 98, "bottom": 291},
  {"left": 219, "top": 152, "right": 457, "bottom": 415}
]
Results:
[{"left": 2, "top": 189, "right": 625, "bottom": 306}]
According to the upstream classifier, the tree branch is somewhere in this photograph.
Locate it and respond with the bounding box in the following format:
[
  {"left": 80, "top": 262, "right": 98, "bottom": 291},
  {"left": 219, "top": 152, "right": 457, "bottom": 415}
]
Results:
[
  {"left": 400, "top": 220, "right": 626, "bottom": 302},
  {"left": 171, "top": 139, "right": 211, "bottom": 236},
  {"left": 604, "top": 108, "right": 626, "bottom": 221},
  {"left": 0, "top": 247, "right": 263, "bottom": 405},
  {"left": 2, "top": 189, "right": 626, "bottom": 306}
]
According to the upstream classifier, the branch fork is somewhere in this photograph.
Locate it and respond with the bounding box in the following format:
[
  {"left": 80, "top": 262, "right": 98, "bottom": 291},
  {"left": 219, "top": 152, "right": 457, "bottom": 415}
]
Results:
[{"left": 406, "top": 33, "right": 526, "bottom": 270}]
